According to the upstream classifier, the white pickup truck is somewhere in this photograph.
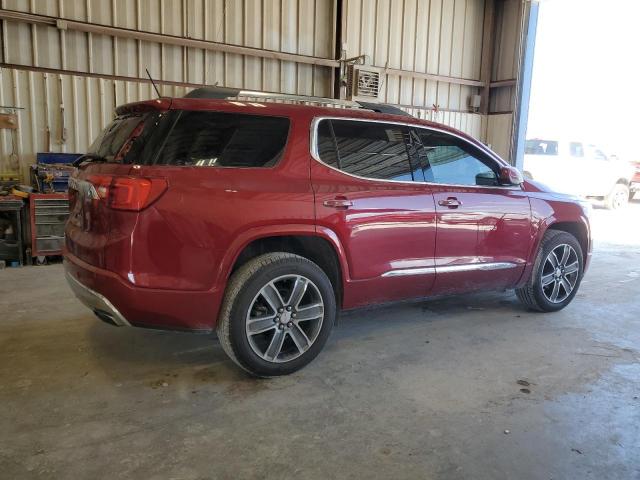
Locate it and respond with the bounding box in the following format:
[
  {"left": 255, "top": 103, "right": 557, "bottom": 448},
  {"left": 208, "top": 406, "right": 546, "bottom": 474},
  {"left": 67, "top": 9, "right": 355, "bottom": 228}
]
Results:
[{"left": 523, "top": 139, "right": 635, "bottom": 209}]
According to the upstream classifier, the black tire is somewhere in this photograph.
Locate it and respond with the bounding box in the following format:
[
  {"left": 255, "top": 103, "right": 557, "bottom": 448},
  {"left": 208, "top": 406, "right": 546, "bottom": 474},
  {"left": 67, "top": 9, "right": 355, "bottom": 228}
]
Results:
[
  {"left": 216, "top": 252, "right": 336, "bottom": 377},
  {"left": 516, "top": 230, "right": 584, "bottom": 312},
  {"left": 605, "top": 183, "right": 629, "bottom": 210}
]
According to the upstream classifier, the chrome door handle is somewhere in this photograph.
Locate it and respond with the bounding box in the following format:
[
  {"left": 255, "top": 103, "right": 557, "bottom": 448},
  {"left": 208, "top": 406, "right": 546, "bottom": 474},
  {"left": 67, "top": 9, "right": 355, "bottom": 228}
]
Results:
[
  {"left": 438, "top": 197, "right": 462, "bottom": 208},
  {"left": 323, "top": 198, "right": 353, "bottom": 209}
]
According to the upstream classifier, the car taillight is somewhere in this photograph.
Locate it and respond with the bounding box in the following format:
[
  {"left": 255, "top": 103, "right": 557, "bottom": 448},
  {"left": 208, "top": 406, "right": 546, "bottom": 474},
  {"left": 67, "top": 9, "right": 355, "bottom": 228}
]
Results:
[{"left": 87, "top": 175, "right": 167, "bottom": 211}]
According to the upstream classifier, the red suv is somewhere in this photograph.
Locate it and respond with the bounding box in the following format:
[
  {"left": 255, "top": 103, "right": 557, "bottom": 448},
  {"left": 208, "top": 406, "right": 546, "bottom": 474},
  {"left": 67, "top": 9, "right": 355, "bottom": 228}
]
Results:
[{"left": 64, "top": 88, "right": 592, "bottom": 376}]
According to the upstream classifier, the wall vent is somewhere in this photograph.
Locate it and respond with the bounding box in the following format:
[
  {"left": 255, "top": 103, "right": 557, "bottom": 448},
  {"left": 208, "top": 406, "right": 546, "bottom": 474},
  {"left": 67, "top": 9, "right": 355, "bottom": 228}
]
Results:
[{"left": 346, "top": 65, "right": 382, "bottom": 101}]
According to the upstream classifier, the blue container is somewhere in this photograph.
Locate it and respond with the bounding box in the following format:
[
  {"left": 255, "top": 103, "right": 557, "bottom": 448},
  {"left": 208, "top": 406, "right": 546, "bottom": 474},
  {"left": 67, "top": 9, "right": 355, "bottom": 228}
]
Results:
[{"left": 36, "top": 153, "right": 83, "bottom": 165}]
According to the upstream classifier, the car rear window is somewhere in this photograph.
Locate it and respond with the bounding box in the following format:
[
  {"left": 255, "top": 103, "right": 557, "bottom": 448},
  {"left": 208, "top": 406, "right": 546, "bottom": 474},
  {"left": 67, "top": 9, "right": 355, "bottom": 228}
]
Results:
[
  {"left": 87, "top": 114, "right": 147, "bottom": 162},
  {"left": 154, "top": 111, "right": 290, "bottom": 167}
]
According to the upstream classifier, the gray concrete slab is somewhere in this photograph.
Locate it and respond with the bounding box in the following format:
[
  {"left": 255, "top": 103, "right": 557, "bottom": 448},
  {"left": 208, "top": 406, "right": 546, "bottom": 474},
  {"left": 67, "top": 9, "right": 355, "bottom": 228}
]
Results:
[{"left": 1, "top": 202, "right": 639, "bottom": 479}]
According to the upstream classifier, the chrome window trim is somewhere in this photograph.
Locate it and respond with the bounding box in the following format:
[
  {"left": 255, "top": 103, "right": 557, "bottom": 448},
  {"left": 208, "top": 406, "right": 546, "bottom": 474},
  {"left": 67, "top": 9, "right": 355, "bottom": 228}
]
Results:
[
  {"left": 381, "top": 261, "right": 518, "bottom": 277},
  {"left": 309, "top": 116, "right": 523, "bottom": 191}
]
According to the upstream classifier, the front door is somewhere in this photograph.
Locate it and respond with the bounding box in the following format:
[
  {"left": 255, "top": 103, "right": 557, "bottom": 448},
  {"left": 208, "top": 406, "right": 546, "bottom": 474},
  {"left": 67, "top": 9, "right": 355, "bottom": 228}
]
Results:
[
  {"left": 413, "top": 127, "right": 531, "bottom": 295},
  {"left": 311, "top": 118, "right": 437, "bottom": 308}
]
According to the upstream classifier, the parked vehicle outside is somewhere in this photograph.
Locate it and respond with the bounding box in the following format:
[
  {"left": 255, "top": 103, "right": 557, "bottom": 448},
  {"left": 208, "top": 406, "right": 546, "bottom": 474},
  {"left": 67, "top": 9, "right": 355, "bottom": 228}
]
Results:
[
  {"left": 630, "top": 160, "right": 640, "bottom": 201},
  {"left": 64, "top": 90, "right": 593, "bottom": 376},
  {"left": 523, "top": 138, "right": 635, "bottom": 209}
]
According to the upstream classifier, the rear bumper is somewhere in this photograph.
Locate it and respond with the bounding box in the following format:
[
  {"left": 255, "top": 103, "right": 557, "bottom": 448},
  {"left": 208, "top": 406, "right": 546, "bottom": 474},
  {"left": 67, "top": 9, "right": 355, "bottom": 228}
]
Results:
[
  {"left": 66, "top": 270, "right": 131, "bottom": 326},
  {"left": 64, "top": 252, "right": 223, "bottom": 332},
  {"left": 630, "top": 182, "right": 639, "bottom": 193}
]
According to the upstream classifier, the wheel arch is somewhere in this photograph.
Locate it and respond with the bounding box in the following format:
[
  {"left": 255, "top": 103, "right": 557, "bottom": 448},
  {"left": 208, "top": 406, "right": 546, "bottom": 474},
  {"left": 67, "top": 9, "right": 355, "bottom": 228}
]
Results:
[
  {"left": 223, "top": 228, "right": 347, "bottom": 307},
  {"left": 545, "top": 221, "right": 589, "bottom": 264}
]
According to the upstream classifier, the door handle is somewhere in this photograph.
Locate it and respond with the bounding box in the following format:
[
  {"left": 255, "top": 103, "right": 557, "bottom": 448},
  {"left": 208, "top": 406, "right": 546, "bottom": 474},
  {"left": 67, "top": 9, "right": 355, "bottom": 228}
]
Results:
[
  {"left": 438, "top": 197, "right": 462, "bottom": 208},
  {"left": 323, "top": 197, "right": 353, "bottom": 209}
]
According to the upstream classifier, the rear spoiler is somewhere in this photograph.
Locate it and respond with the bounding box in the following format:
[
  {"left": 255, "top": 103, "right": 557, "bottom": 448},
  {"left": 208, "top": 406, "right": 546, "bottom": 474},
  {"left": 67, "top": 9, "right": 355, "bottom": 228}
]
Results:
[{"left": 115, "top": 98, "right": 173, "bottom": 116}]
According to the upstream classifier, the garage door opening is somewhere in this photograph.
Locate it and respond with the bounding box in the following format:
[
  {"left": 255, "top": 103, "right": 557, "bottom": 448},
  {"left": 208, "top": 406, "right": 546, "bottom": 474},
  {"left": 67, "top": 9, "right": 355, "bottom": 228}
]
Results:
[{"left": 521, "top": 0, "right": 640, "bottom": 247}]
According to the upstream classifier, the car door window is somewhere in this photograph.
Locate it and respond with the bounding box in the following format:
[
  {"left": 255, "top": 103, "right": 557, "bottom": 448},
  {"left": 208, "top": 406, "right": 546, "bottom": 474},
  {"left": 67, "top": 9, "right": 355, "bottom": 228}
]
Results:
[
  {"left": 316, "top": 119, "right": 424, "bottom": 182},
  {"left": 414, "top": 129, "right": 499, "bottom": 186}
]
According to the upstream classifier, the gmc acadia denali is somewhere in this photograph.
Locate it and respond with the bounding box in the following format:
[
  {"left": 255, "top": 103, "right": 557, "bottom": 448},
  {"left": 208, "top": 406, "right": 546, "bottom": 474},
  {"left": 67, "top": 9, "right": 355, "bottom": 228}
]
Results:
[{"left": 64, "top": 88, "right": 592, "bottom": 376}]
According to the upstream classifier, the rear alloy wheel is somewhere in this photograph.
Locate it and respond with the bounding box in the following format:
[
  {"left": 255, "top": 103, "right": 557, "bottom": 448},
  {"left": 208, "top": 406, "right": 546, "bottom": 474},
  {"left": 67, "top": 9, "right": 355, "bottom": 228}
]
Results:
[
  {"left": 217, "top": 252, "right": 336, "bottom": 377},
  {"left": 605, "top": 183, "right": 629, "bottom": 210},
  {"left": 516, "top": 230, "right": 584, "bottom": 312},
  {"left": 245, "top": 274, "right": 324, "bottom": 363}
]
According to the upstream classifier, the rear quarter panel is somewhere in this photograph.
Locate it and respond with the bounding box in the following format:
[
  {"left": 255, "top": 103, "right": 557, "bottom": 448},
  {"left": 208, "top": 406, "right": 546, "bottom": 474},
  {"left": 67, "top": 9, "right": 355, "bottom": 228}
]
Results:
[{"left": 119, "top": 113, "right": 315, "bottom": 293}]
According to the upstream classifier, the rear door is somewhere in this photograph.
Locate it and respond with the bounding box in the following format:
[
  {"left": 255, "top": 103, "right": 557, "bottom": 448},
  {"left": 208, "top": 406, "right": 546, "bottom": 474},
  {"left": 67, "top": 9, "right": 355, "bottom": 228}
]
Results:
[
  {"left": 413, "top": 127, "right": 531, "bottom": 295},
  {"left": 311, "top": 118, "right": 437, "bottom": 307}
]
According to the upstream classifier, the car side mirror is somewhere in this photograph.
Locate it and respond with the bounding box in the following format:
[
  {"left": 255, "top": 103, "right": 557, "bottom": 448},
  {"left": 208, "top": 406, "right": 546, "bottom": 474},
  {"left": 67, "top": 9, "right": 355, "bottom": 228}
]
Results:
[{"left": 498, "top": 166, "right": 524, "bottom": 186}]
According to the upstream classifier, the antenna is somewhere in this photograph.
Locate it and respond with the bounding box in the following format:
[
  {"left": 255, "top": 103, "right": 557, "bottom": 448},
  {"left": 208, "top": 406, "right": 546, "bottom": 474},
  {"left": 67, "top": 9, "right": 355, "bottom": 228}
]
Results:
[{"left": 145, "top": 68, "right": 161, "bottom": 98}]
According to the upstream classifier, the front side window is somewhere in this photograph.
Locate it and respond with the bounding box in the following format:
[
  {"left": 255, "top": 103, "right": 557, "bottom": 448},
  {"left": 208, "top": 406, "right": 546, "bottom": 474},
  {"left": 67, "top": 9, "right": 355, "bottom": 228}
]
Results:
[
  {"left": 316, "top": 119, "right": 422, "bottom": 182},
  {"left": 415, "top": 129, "right": 498, "bottom": 187},
  {"left": 155, "top": 111, "right": 289, "bottom": 167}
]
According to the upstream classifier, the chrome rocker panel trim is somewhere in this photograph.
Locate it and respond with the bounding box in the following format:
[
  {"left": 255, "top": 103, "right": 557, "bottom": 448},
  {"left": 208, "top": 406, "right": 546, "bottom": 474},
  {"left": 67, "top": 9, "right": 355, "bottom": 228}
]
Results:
[{"left": 381, "top": 262, "right": 518, "bottom": 277}]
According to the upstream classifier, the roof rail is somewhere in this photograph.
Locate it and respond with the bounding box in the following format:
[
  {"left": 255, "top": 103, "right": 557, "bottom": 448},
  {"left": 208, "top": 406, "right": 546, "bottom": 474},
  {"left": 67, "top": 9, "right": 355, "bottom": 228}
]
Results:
[
  {"left": 355, "top": 101, "right": 412, "bottom": 117},
  {"left": 183, "top": 87, "right": 413, "bottom": 117}
]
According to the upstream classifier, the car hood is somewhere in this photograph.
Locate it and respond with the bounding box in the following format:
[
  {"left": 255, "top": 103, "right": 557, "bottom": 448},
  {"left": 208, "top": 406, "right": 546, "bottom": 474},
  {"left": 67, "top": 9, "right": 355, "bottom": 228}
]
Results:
[{"left": 522, "top": 179, "right": 583, "bottom": 202}]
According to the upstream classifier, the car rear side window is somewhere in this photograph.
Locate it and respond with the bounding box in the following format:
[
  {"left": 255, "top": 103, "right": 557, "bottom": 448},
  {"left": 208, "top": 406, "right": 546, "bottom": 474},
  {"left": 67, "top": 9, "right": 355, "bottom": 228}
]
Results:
[
  {"left": 155, "top": 111, "right": 290, "bottom": 167},
  {"left": 315, "top": 119, "right": 422, "bottom": 182}
]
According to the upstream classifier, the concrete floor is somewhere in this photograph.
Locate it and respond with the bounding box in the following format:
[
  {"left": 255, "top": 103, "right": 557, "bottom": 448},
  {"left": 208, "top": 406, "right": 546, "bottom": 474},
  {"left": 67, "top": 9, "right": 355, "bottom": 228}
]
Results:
[{"left": 1, "top": 202, "right": 640, "bottom": 479}]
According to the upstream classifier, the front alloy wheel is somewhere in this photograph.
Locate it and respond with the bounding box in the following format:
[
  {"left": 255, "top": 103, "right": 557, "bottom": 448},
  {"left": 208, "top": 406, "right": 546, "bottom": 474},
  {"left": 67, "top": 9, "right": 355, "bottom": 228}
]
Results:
[
  {"left": 540, "top": 244, "right": 580, "bottom": 303},
  {"left": 516, "top": 230, "right": 584, "bottom": 312}
]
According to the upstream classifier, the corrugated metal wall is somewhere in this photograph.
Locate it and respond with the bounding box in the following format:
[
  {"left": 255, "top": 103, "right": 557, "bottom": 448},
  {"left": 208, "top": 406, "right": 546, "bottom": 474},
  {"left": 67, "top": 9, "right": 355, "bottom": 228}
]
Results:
[
  {"left": 485, "top": 0, "right": 524, "bottom": 160},
  {"left": 0, "top": 0, "right": 524, "bottom": 180},
  {"left": 343, "top": 0, "right": 484, "bottom": 112},
  {"left": 490, "top": 0, "right": 522, "bottom": 113},
  {"left": 1, "top": 0, "right": 336, "bottom": 94}
]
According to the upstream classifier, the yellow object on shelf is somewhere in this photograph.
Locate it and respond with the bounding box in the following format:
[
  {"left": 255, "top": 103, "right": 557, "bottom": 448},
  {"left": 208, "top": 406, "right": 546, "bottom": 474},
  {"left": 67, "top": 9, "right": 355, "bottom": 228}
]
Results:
[{"left": 10, "top": 188, "right": 29, "bottom": 198}]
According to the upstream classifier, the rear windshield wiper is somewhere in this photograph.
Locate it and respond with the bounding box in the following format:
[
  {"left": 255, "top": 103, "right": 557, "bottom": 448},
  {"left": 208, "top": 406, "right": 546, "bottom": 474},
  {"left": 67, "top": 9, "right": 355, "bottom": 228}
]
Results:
[{"left": 73, "top": 153, "right": 109, "bottom": 167}]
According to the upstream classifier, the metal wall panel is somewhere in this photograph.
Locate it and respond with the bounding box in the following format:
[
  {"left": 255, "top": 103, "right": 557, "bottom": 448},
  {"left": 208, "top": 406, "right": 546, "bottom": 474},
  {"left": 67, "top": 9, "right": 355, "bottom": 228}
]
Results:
[
  {"left": 343, "top": 0, "right": 485, "bottom": 112},
  {"left": 1, "top": 0, "right": 336, "bottom": 94},
  {"left": 486, "top": 113, "right": 513, "bottom": 160},
  {"left": 490, "top": 0, "right": 522, "bottom": 113}
]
